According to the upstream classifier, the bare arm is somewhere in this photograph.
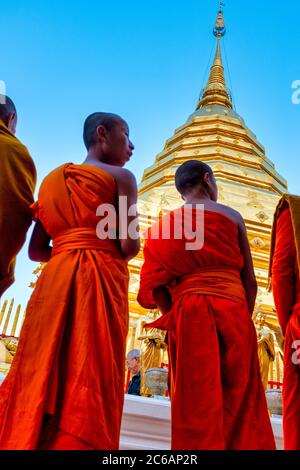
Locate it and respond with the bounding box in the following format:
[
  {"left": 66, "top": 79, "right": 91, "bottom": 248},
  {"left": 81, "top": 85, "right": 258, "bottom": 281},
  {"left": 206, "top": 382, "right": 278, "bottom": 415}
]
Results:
[
  {"left": 237, "top": 215, "right": 257, "bottom": 314},
  {"left": 115, "top": 169, "right": 140, "bottom": 261},
  {"left": 153, "top": 286, "right": 173, "bottom": 315},
  {"left": 28, "top": 220, "right": 52, "bottom": 262}
]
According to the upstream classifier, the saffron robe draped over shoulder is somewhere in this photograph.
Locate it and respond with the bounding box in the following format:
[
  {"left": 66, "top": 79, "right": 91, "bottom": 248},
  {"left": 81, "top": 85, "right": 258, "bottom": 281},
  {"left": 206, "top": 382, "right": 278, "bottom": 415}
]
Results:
[
  {"left": 0, "top": 164, "right": 129, "bottom": 450},
  {"left": 0, "top": 120, "right": 36, "bottom": 297},
  {"left": 138, "top": 208, "right": 275, "bottom": 450},
  {"left": 270, "top": 195, "right": 300, "bottom": 450}
]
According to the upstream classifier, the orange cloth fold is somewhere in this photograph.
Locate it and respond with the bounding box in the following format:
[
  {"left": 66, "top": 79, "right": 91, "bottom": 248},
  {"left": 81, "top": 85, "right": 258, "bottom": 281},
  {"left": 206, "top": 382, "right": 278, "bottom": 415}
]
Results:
[
  {"left": 0, "top": 163, "right": 129, "bottom": 450},
  {"left": 0, "top": 120, "right": 36, "bottom": 296},
  {"left": 37, "top": 422, "right": 95, "bottom": 450},
  {"left": 52, "top": 227, "right": 120, "bottom": 256},
  {"left": 172, "top": 266, "right": 246, "bottom": 303},
  {"left": 147, "top": 266, "right": 246, "bottom": 333},
  {"left": 271, "top": 201, "right": 300, "bottom": 450},
  {"left": 269, "top": 193, "right": 300, "bottom": 286},
  {"left": 138, "top": 209, "right": 275, "bottom": 450}
]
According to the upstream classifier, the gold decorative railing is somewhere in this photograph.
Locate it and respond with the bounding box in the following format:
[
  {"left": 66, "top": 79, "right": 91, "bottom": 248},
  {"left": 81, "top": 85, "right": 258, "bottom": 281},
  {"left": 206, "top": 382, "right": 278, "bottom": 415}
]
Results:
[{"left": 0, "top": 299, "right": 24, "bottom": 338}]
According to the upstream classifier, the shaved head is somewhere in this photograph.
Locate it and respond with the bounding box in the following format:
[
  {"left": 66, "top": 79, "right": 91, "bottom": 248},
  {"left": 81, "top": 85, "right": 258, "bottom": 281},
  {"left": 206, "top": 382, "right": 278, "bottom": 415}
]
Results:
[
  {"left": 0, "top": 95, "right": 16, "bottom": 118},
  {"left": 83, "top": 112, "right": 126, "bottom": 150},
  {"left": 175, "top": 160, "right": 213, "bottom": 196},
  {"left": 0, "top": 95, "right": 17, "bottom": 134}
]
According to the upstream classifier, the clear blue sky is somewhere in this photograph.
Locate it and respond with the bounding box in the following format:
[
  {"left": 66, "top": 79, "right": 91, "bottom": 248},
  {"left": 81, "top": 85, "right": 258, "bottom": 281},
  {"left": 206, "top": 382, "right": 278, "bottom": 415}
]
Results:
[{"left": 1, "top": 0, "right": 299, "bottom": 324}]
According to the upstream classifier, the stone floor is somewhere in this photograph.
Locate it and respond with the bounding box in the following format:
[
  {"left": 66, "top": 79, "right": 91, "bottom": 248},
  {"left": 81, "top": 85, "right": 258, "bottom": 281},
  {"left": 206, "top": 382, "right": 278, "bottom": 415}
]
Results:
[{"left": 120, "top": 394, "right": 283, "bottom": 450}]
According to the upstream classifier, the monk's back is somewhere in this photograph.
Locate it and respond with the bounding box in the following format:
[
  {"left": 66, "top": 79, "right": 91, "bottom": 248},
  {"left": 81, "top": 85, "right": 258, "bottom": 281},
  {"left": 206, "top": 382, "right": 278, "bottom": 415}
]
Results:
[
  {"left": 148, "top": 208, "right": 243, "bottom": 277},
  {"left": 38, "top": 163, "right": 118, "bottom": 238}
]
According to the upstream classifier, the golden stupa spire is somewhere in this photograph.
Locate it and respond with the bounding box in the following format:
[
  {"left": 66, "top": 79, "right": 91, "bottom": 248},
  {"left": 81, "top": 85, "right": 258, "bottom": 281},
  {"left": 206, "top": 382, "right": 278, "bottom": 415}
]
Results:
[{"left": 197, "top": 3, "right": 233, "bottom": 109}]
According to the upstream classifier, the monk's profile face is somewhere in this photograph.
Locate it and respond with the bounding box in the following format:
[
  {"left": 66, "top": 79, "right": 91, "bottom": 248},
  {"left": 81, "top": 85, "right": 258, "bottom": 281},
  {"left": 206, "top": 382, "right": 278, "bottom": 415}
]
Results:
[
  {"left": 204, "top": 172, "right": 218, "bottom": 202},
  {"left": 98, "top": 120, "right": 134, "bottom": 167},
  {"left": 0, "top": 96, "right": 17, "bottom": 135},
  {"left": 7, "top": 112, "right": 17, "bottom": 135}
]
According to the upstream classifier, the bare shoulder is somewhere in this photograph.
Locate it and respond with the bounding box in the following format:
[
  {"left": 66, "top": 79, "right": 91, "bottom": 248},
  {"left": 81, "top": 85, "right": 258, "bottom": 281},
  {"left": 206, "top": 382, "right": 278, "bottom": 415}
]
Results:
[
  {"left": 114, "top": 167, "right": 137, "bottom": 183},
  {"left": 92, "top": 162, "right": 137, "bottom": 186},
  {"left": 111, "top": 168, "right": 137, "bottom": 193},
  {"left": 213, "top": 202, "right": 245, "bottom": 227}
]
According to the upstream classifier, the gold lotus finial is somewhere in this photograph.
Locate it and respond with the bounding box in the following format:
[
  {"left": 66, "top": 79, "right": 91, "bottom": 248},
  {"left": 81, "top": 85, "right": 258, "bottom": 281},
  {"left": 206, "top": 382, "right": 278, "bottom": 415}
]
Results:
[
  {"left": 213, "top": 2, "right": 226, "bottom": 38},
  {"left": 196, "top": 3, "right": 232, "bottom": 110}
]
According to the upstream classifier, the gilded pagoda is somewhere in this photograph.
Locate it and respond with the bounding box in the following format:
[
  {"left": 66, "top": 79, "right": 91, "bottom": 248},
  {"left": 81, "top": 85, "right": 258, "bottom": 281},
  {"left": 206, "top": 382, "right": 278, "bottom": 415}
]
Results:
[{"left": 127, "top": 6, "right": 287, "bottom": 384}]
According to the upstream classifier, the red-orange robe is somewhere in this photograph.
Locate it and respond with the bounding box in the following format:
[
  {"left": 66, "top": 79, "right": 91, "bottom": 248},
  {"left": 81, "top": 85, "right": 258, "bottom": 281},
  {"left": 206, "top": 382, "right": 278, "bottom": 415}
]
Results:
[
  {"left": 0, "top": 164, "right": 129, "bottom": 450},
  {"left": 0, "top": 120, "right": 36, "bottom": 297},
  {"left": 271, "top": 201, "right": 300, "bottom": 450},
  {"left": 138, "top": 208, "right": 275, "bottom": 450}
]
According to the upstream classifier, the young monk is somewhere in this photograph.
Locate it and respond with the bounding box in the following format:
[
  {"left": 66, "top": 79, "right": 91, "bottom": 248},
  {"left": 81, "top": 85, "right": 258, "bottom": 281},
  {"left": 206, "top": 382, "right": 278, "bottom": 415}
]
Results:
[
  {"left": 138, "top": 160, "right": 275, "bottom": 450},
  {"left": 0, "top": 112, "right": 140, "bottom": 450},
  {"left": 269, "top": 194, "right": 300, "bottom": 450},
  {"left": 0, "top": 95, "right": 36, "bottom": 297}
]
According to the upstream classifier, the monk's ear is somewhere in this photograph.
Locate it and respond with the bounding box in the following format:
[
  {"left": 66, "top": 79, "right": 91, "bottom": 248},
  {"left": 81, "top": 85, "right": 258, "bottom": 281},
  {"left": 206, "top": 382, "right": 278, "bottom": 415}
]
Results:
[
  {"left": 203, "top": 172, "right": 210, "bottom": 184},
  {"left": 96, "top": 125, "right": 107, "bottom": 143}
]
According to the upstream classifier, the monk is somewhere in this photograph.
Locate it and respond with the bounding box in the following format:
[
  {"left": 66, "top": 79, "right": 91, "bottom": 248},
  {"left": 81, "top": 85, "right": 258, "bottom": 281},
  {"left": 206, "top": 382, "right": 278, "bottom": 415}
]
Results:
[
  {"left": 0, "top": 112, "right": 140, "bottom": 450},
  {"left": 0, "top": 95, "right": 36, "bottom": 297},
  {"left": 269, "top": 194, "right": 300, "bottom": 450},
  {"left": 138, "top": 160, "right": 275, "bottom": 450}
]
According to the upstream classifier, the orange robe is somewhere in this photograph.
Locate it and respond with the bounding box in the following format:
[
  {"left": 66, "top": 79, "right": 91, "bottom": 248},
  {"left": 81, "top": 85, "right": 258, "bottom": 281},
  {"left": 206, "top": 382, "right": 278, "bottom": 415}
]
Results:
[
  {"left": 138, "top": 208, "right": 275, "bottom": 450},
  {"left": 0, "top": 164, "right": 129, "bottom": 450},
  {"left": 271, "top": 203, "right": 300, "bottom": 450},
  {"left": 0, "top": 120, "right": 36, "bottom": 297}
]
